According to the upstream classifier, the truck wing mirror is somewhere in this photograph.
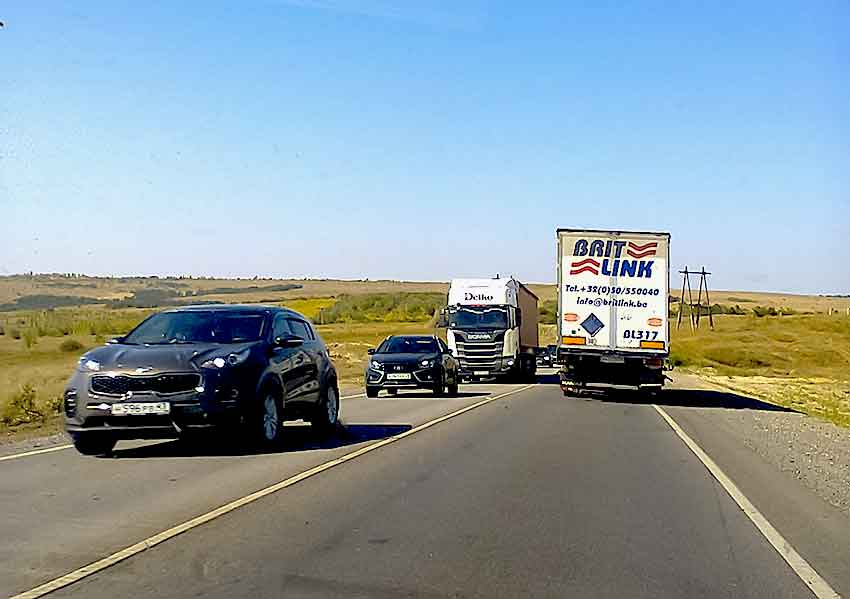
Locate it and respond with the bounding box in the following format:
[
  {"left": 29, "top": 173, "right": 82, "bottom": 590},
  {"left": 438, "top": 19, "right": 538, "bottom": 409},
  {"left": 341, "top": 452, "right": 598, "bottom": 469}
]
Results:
[{"left": 436, "top": 309, "right": 449, "bottom": 328}]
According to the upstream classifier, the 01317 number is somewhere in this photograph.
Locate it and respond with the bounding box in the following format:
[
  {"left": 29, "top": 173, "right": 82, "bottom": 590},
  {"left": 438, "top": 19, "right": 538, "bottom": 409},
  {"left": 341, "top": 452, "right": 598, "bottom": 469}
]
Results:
[{"left": 623, "top": 330, "right": 659, "bottom": 341}]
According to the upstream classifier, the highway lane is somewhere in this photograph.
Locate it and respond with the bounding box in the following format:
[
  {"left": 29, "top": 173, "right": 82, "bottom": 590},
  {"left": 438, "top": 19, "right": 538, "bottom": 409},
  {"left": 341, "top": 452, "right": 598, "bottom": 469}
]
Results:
[
  {"left": 0, "top": 382, "right": 518, "bottom": 597},
  {"left": 7, "top": 379, "right": 842, "bottom": 598}
]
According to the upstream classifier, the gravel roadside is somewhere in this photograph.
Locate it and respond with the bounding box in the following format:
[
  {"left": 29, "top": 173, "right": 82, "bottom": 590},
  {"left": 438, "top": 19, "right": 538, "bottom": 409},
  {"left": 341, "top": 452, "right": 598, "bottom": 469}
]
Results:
[{"left": 672, "top": 372, "right": 850, "bottom": 518}]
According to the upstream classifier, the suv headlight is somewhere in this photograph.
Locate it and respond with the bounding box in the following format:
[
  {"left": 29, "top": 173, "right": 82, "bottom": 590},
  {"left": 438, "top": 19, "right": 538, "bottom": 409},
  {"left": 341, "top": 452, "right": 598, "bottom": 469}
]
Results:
[
  {"left": 78, "top": 357, "right": 101, "bottom": 372},
  {"left": 420, "top": 359, "right": 432, "bottom": 368},
  {"left": 370, "top": 360, "right": 384, "bottom": 370},
  {"left": 201, "top": 348, "right": 251, "bottom": 369}
]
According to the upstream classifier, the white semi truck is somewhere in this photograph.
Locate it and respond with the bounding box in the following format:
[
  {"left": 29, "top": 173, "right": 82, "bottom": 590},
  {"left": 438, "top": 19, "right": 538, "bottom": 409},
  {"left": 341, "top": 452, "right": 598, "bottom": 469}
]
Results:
[
  {"left": 444, "top": 277, "right": 539, "bottom": 382},
  {"left": 556, "top": 229, "right": 671, "bottom": 394}
]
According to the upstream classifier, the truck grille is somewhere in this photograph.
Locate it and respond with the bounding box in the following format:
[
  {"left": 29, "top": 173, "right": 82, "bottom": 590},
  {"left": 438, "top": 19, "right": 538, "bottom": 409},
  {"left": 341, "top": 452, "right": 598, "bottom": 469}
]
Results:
[
  {"left": 90, "top": 373, "right": 201, "bottom": 396},
  {"left": 455, "top": 340, "right": 503, "bottom": 370}
]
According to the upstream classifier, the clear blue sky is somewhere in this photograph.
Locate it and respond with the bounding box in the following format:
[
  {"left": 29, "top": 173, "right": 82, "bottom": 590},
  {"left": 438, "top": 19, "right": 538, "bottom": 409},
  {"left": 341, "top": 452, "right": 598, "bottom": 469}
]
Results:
[{"left": 1, "top": 1, "right": 848, "bottom": 293}]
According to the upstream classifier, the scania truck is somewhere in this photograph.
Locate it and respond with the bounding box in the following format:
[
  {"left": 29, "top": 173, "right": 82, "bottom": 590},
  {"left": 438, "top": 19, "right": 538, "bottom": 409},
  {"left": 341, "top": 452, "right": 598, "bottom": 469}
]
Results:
[
  {"left": 556, "top": 229, "right": 670, "bottom": 394},
  {"left": 443, "top": 277, "right": 539, "bottom": 382}
]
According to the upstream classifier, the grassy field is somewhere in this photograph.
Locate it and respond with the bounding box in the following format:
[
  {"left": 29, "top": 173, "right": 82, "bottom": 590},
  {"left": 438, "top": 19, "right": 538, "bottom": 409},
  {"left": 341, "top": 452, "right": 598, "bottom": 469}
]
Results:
[{"left": 671, "top": 313, "right": 850, "bottom": 426}]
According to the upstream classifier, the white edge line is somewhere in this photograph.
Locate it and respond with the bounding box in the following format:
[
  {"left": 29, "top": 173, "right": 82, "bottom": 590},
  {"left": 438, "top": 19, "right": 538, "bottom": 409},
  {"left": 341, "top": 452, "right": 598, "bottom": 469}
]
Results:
[
  {"left": 653, "top": 405, "right": 841, "bottom": 599},
  {"left": 0, "top": 393, "right": 366, "bottom": 463},
  {"left": 10, "top": 384, "right": 534, "bottom": 599},
  {"left": 0, "top": 444, "right": 73, "bottom": 463}
]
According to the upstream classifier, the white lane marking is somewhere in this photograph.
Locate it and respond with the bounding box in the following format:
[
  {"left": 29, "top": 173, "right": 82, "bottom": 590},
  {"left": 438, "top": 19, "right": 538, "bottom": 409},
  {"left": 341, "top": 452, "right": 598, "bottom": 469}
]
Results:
[
  {"left": 653, "top": 405, "right": 841, "bottom": 599},
  {"left": 0, "top": 444, "right": 73, "bottom": 462},
  {"left": 10, "top": 384, "right": 534, "bottom": 599},
  {"left": 0, "top": 393, "right": 366, "bottom": 464}
]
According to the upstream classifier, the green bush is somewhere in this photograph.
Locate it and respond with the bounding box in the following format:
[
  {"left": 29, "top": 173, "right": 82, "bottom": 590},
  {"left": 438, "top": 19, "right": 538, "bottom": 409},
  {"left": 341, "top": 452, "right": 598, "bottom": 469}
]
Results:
[
  {"left": 1, "top": 384, "right": 44, "bottom": 426},
  {"left": 23, "top": 328, "right": 38, "bottom": 348},
  {"left": 59, "top": 338, "right": 84, "bottom": 352}
]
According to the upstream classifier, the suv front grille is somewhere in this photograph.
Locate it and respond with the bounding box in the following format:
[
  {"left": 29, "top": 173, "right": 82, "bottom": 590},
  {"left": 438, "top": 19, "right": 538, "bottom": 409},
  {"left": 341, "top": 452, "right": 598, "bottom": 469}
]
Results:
[{"left": 90, "top": 373, "right": 201, "bottom": 396}]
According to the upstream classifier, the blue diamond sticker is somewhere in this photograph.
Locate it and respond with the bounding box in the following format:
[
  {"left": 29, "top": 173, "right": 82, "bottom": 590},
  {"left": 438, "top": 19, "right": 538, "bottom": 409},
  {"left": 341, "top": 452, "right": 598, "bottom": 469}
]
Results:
[{"left": 581, "top": 313, "right": 604, "bottom": 337}]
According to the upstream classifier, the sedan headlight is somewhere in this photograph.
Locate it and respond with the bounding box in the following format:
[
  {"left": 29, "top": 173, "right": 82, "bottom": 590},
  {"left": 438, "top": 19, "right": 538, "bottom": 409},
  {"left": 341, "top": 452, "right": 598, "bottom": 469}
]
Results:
[
  {"left": 201, "top": 348, "right": 251, "bottom": 369},
  {"left": 370, "top": 360, "right": 384, "bottom": 370},
  {"left": 78, "top": 357, "right": 101, "bottom": 372}
]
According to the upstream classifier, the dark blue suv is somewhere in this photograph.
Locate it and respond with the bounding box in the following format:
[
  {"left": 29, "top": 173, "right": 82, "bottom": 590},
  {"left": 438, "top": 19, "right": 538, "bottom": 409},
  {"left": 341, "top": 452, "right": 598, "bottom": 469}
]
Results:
[{"left": 64, "top": 305, "right": 339, "bottom": 455}]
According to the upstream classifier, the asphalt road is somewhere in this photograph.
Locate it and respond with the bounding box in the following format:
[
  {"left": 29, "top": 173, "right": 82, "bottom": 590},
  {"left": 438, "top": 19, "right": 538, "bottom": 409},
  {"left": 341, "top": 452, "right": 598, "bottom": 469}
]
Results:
[{"left": 3, "top": 373, "right": 849, "bottom": 598}]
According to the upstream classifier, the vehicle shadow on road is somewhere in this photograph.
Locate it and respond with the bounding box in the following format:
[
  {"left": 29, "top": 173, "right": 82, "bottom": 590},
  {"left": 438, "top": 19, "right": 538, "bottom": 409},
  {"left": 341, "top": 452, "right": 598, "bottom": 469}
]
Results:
[
  {"left": 535, "top": 372, "right": 793, "bottom": 413},
  {"left": 108, "top": 423, "right": 414, "bottom": 459},
  {"left": 593, "top": 388, "right": 796, "bottom": 413},
  {"left": 382, "top": 391, "right": 490, "bottom": 400}
]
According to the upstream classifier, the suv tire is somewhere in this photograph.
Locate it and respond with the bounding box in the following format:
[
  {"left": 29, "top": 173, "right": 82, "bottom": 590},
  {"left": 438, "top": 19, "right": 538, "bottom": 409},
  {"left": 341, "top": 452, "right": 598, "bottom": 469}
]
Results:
[{"left": 311, "top": 385, "right": 340, "bottom": 433}]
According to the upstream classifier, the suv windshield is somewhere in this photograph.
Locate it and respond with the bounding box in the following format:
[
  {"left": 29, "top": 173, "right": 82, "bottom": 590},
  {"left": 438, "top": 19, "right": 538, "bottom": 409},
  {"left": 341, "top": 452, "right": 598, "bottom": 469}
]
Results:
[
  {"left": 448, "top": 307, "right": 509, "bottom": 329},
  {"left": 124, "top": 312, "right": 265, "bottom": 345},
  {"left": 379, "top": 337, "right": 438, "bottom": 354}
]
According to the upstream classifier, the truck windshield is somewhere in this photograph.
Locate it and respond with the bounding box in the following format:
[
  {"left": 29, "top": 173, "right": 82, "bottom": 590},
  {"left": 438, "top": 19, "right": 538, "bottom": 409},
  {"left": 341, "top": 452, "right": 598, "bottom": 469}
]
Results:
[{"left": 448, "top": 307, "right": 509, "bottom": 329}]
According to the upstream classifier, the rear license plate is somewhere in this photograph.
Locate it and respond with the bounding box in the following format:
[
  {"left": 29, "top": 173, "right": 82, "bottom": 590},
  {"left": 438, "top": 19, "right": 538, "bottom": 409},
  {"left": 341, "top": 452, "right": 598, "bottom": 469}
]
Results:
[
  {"left": 111, "top": 402, "right": 170, "bottom": 416},
  {"left": 600, "top": 356, "right": 625, "bottom": 364},
  {"left": 473, "top": 370, "right": 489, "bottom": 376},
  {"left": 386, "top": 373, "right": 411, "bottom": 380}
]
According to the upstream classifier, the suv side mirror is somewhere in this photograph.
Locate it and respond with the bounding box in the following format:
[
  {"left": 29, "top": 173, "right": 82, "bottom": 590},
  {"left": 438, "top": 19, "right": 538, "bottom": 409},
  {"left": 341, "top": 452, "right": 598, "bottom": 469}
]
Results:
[
  {"left": 275, "top": 335, "right": 303, "bottom": 348},
  {"left": 367, "top": 348, "right": 376, "bottom": 355},
  {"left": 107, "top": 336, "right": 125, "bottom": 344}
]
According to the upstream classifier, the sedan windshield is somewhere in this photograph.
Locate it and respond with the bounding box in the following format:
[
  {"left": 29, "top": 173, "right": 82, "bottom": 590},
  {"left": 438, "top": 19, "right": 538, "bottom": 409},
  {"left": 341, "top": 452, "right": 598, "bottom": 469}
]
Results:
[
  {"left": 379, "top": 337, "right": 438, "bottom": 354},
  {"left": 124, "top": 312, "right": 265, "bottom": 345},
  {"left": 448, "top": 307, "right": 508, "bottom": 329}
]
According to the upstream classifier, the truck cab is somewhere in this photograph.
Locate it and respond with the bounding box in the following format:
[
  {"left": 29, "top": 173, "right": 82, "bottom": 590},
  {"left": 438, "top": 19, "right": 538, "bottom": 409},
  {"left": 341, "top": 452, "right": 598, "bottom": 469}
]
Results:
[{"left": 444, "top": 278, "right": 538, "bottom": 382}]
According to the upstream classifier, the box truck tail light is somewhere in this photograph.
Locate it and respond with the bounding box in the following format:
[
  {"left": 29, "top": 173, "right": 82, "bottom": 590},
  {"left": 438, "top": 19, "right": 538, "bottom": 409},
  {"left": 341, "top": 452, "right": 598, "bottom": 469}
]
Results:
[
  {"left": 640, "top": 341, "right": 666, "bottom": 350},
  {"left": 562, "top": 336, "right": 586, "bottom": 345},
  {"left": 644, "top": 358, "right": 664, "bottom": 368}
]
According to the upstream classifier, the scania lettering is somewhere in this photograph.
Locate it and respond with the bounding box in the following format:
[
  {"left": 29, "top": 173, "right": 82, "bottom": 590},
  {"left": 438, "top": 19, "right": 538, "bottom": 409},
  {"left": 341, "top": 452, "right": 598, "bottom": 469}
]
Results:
[
  {"left": 443, "top": 278, "right": 539, "bottom": 382},
  {"left": 556, "top": 229, "right": 671, "bottom": 394}
]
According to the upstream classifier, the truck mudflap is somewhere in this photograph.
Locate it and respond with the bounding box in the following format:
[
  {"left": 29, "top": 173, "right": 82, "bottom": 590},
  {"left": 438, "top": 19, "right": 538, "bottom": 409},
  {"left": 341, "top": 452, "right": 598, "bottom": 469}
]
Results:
[{"left": 559, "top": 352, "right": 666, "bottom": 393}]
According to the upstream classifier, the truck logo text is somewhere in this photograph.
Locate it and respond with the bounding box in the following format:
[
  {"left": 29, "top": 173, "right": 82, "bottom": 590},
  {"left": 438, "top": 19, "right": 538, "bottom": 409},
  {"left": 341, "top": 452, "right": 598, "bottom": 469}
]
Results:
[
  {"left": 570, "top": 240, "right": 658, "bottom": 278},
  {"left": 464, "top": 292, "right": 494, "bottom": 302}
]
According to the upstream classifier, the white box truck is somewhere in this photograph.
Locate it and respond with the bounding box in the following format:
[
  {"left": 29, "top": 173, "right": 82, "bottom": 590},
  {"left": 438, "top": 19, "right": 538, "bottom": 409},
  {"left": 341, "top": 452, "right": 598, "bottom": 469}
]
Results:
[
  {"left": 556, "top": 229, "right": 670, "bottom": 394},
  {"left": 444, "top": 277, "right": 539, "bottom": 382}
]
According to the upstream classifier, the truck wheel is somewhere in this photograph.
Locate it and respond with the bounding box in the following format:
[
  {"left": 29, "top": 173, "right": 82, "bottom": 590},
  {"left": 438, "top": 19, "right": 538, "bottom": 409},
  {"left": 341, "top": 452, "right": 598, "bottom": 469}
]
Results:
[
  {"left": 366, "top": 386, "right": 380, "bottom": 398},
  {"left": 72, "top": 435, "right": 116, "bottom": 456}
]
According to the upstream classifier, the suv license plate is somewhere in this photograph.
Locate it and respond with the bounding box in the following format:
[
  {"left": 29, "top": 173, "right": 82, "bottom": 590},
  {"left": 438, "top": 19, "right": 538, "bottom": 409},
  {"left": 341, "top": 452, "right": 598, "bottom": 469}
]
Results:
[
  {"left": 473, "top": 370, "right": 489, "bottom": 376},
  {"left": 111, "top": 402, "right": 170, "bottom": 416},
  {"left": 387, "top": 373, "right": 411, "bottom": 380}
]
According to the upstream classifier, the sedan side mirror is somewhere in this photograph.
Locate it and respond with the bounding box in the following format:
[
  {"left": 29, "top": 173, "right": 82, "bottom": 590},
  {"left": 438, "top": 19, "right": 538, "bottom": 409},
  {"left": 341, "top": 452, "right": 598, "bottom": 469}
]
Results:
[
  {"left": 367, "top": 348, "right": 376, "bottom": 355},
  {"left": 275, "top": 335, "right": 303, "bottom": 348}
]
